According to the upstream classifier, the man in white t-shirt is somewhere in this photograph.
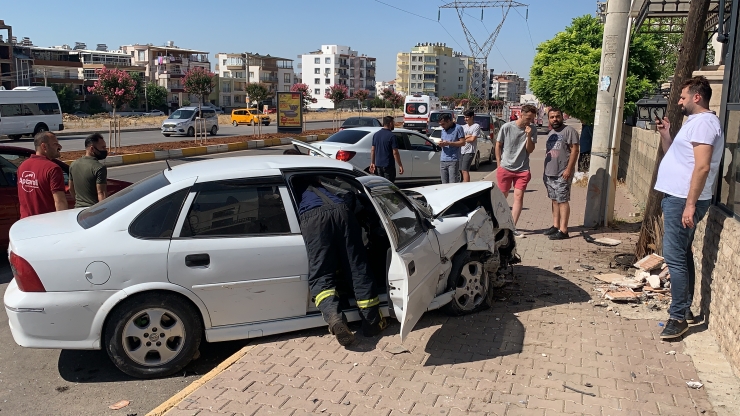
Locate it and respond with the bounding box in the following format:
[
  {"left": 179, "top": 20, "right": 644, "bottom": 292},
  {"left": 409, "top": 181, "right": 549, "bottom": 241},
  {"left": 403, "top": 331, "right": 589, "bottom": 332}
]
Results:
[
  {"left": 653, "top": 76, "right": 724, "bottom": 340},
  {"left": 460, "top": 110, "right": 481, "bottom": 182}
]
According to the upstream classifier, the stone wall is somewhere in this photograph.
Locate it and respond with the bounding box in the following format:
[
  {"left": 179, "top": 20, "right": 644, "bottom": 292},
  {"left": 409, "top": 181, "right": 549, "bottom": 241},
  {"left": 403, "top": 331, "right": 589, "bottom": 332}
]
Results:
[
  {"left": 618, "top": 127, "right": 660, "bottom": 209},
  {"left": 692, "top": 206, "right": 740, "bottom": 377}
]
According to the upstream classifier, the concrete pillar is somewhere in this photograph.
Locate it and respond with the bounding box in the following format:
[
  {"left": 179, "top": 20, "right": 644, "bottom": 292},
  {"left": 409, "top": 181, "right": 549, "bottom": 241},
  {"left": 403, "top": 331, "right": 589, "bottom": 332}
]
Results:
[{"left": 584, "top": 0, "right": 633, "bottom": 227}]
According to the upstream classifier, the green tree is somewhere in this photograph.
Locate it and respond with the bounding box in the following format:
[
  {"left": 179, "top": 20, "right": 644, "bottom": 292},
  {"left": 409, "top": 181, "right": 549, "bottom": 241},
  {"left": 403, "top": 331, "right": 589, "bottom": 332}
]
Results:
[
  {"left": 530, "top": 15, "right": 661, "bottom": 125},
  {"left": 354, "top": 89, "right": 370, "bottom": 115},
  {"left": 245, "top": 83, "right": 271, "bottom": 107},
  {"left": 129, "top": 72, "right": 145, "bottom": 109},
  {"left": 183, "top": 67, "right": 216, "bottom": 115},
  {"left": 146, "top": 82, "right": 168, "bottom": 110},
  {"left": 51, "top": 84, "right": 76, "bottom": 113}
]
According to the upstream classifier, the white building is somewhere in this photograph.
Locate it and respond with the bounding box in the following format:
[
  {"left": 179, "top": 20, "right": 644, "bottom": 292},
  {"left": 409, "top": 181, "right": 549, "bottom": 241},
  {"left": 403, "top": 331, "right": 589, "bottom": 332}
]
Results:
[
  {"left": 396, "top": 43, "right": 474, "bottom": 98},
  {"left": 489, "top": 71, "right": 527, "bottom": 102},
  {"left": 300, "top": 45, "right": 376, "bottom": 109},
  {"left": 213, "top": 52, "right": 295, "bottom": 109},
  {"left": 121, "top": 41, "right": 210, "bottom": 111},
  {"left": 375, "top": 80, "right": 396, "bottom": 96}
]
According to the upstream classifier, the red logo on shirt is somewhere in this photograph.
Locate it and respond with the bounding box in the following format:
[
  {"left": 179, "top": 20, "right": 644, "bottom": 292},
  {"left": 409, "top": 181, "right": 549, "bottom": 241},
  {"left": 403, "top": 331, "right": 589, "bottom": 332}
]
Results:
[{"left": 19, "top": 171, "right": 39, "bottom": 193}]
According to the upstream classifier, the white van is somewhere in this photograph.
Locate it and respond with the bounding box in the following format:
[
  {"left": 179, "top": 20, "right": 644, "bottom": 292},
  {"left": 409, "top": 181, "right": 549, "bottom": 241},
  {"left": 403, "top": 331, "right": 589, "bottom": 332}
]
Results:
[
  {"left": 403, "top": 94, "right": 441, "bottom": 133},
  {"left": 0, "top": 86, "right": 64, "bottom": 141},
  {"left": 161, "top": 106, "right": 219, "bottom": 137}
]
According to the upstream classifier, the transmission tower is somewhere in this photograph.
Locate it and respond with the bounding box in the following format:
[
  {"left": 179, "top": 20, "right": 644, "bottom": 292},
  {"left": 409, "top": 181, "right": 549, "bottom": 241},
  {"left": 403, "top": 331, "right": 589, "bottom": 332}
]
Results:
[{"left": 440, "top": 1, "right": 527, "bottom": 110}]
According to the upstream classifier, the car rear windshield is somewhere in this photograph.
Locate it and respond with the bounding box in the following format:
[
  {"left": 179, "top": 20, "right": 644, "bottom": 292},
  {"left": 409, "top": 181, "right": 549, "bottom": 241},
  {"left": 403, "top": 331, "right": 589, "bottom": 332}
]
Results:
[
  {"left": 77, "top": 172, "right": 170, "bottom": 229},
  {"left": 169, "top": 109, "right": 194, "bottom": 120},
  {"left": 456, "top": 115, "right": 491, "bottom": 130},
  {"left": 405, "top": 102, "right": 428, "bottom": 115},
  {"left": 429, "top": 112, "right": 451, "bottom": 122},
  {"left": 324, "top": 130, "right": 369, "bottom": 144}
]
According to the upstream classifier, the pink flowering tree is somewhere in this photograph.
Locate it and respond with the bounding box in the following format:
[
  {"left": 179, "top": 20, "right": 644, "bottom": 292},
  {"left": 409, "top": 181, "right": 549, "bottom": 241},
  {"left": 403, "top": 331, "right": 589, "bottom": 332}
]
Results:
[
  {"left": 183, "top": 67, "right": 216, "bottom": 116},
  {"left": 388, "top": 92, "right": 404, "bottom": 117},
  {"left": 290, "top": 83, "right": 314, "bottom": 109},
  {"left": 86, "top": 68, "right": 138, "bottom": 118},
  {"left": 354, "top": 89, "right": 370, "bottom": 116},
  {"left": 325, "top": 84, "right": 349, "bottom": 110}
]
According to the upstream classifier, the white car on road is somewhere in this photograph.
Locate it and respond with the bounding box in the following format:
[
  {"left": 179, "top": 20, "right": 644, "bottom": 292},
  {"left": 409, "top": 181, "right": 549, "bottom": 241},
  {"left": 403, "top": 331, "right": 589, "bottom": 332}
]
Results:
[
  {"left": 306, "top": 127, "right": 443, "bottom": 185},
  {"left": 429, "top": 127, "right": 495, "bottom": 171},
  {"left": 143, "top": 110, "right": 165, "bottom": 117},
  {"left": 5, "top": 156, "right": 517, "bottom": 378}
]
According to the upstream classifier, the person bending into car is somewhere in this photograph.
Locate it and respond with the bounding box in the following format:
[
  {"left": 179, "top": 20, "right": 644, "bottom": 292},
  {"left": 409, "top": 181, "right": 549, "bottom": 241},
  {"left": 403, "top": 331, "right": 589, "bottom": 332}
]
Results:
[
  {"left": 370, "top": 116, "right": 404, "bottom": 182},
  {"left": 295, "top": 176, "right": 386, "bottom": 346}
]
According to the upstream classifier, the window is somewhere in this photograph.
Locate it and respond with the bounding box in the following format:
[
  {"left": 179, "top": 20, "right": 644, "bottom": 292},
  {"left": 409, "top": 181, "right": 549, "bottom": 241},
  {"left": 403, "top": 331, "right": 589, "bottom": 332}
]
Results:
[
  {"left": 249, "top": 72, "right": 254, "bottom": 79},
  {"left": 0, "top": 104, "right": 22, "bottom": 117},
  {"left": 407, "top": 134, "right": 435, "bottom": 151},
  {"left": 284, "top": 85, "right": 291, "bottom": 92},
  {"left": 411, "top": 65, "right": 417, "bottom": 71},
  {"left": 222, "top": 59, "right": 227, "bottom": 66},
  {"left": 314, "top": 68, "right": 320, "bottom": 74},
  {"left": 181, "top": 182, "right": 290, "bottom": 237},
  {"left": 223, "top": 96, "right": 231, "bottom": 106},
  {"left": 314, "top": 88, "right": 321, "bottom": 95},
  {"left": 371, "top": 187, "right": 424, "bottom": 249},
  {"left": 314, "top": 78, "right": 320, "bottom": 84},
  {"left": 325, "top": 79, "right": 331, "bottom": 84},
  {"left": 411, "top": 74, "right": 416, "bottom": 80},
  {"left": 314, "top": 57, "right": 320, "bottom": 64},
  {"left": 129, "top": 188, "right": 190, "bottom": 239},
  {"left": 138, "top": 50, "right": 145, "bottom": 61},
  {"left": 284, "top": 73, "right": 290, "bottom": 83},
  {"left": 412, "top": 56, "right": 417, "bottom": 62},
  {"left": 459, "top": 77, "right": 463, "bottom": 81},
  {"left": 0, "top": 153, "right": 30, "bottom": 187},
  {"left": 405, "top": 103, "right": 428, "bottom": 115},
  {"left": 78, "top": 172, "right": 171, "bottom": 229},
  {"left": 325, "top": 57, "right": 331, "bottom": 64},
  {"left": 459, "top": 68, "right": 464, "bottom": 73},
  {"left": 459, "top": 85, "right": 463, "bottom": 90}
]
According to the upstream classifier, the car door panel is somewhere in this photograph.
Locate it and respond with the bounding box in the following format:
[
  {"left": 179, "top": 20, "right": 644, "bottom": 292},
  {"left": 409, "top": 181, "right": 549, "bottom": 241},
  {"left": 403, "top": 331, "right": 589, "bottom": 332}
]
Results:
[
  {"left": 393, "top": 132, "right": 415, "bottom": 178},
  {"left": 167, "top": 181, "right": 309, "bottom": 327},
  {"left": 407, "top": 133, "right": 440, "bottom": 179}
]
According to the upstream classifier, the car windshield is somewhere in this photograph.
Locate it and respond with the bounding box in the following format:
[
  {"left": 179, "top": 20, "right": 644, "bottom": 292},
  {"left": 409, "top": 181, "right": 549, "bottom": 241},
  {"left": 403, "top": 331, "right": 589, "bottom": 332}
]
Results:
[
  {"left": 429, "top": 129, "right": 442, "bottom": 139},
  {"left": 402, "top": 190, "right": 433, "bottom": 218},
  {"left": 457, "top": 115, "right": 491, "bottom": 130},
  {"left": 429, "top": 112, "right": 450, "bottom": 122},
  {"left": 169, "top": 109, "right": 194, "bottom": 120},
  {"left": 77, "top": 172, "right": 170, "bottom": 229},
  {"left": 342, "top": 118, "right": 359, "bottom": 126},
  {"left": 324, "top": 130, "right": 369, "bottom": 144}
]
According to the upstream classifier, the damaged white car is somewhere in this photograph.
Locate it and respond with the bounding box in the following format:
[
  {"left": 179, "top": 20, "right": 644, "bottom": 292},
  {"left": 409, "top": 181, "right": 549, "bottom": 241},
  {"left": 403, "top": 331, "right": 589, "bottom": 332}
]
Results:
[{"left": 5, "top": 151, "right": 517, "bottom": 379}]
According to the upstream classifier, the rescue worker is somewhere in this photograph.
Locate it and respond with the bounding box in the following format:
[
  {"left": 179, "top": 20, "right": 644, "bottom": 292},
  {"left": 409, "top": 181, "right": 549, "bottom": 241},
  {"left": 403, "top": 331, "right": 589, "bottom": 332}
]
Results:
[{"left": 295, "top": 176, "right": 386, "bottom": 346}]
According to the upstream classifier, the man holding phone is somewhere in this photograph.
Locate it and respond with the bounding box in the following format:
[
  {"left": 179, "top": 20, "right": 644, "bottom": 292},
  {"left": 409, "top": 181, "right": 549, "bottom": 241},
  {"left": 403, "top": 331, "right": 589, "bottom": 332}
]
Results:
[{"left": 653, "top": 76, "right": 724, "bottom": 340}]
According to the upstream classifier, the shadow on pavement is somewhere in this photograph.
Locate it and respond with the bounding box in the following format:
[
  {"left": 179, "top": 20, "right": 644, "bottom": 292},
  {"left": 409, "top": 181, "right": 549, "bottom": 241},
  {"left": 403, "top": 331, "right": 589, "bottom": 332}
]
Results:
[{"left": 420, "top": 265, "right": 590, "bottom": 366}]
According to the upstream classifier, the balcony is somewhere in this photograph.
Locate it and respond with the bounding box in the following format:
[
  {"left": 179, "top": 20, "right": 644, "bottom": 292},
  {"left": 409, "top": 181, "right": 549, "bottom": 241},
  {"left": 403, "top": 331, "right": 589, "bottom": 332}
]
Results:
[
  {"left": 260, "top": 76, "right": 277, "bottom": 83},
  {"left": 339, "top": 62, "right": 349, "bottom": 69},
  {"left": 338, "top": 73, "right": 348, "bottom": 80}
]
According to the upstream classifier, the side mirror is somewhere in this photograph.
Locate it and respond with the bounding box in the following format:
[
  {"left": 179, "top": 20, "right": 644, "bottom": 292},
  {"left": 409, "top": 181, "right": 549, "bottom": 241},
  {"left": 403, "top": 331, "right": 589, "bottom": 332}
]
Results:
[{"left": 433, "top": 144, "right": 441, "bottom": 152}]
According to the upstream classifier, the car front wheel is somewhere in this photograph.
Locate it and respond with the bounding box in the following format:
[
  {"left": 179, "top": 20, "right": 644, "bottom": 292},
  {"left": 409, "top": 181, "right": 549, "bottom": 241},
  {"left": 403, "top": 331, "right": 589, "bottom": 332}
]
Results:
[
  {"left": 471, "top": 152, "right": 481, "bottom": 171},
  {"left": 442, "top": 251, "right": 493, "bottom": 316},
  {"left": 104, "top": 293, "right": 202, "bottom": 379}
]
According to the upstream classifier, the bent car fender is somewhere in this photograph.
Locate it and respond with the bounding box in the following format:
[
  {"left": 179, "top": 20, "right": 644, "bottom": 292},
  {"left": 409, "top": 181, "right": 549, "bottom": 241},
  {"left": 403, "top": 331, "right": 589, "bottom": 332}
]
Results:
[
  {"left": 88, "top": 282, "right": 214, "bottom": 349},
  {"left": 465, "top": 208, "right": 497, "bottom": 252}
]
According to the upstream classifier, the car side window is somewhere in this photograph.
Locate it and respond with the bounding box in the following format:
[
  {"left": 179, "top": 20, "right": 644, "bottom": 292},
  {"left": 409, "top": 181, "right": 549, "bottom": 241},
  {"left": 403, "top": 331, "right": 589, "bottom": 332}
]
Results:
[
  {"left": 181, "top": 182, "right": 291, "bottom": 237},
  {"left": 129, "top": 188, "right": 190, "bottom": 239},
  {"left": 408, "top": 134, "right": 435, "bottom": 151},
  {"left": 393, "top": 133, "right": 409, "bottom": 150},
  {"left": 0, "top": 153, "right": 28, "bottom": 187},
  {"left": 370, "top": 188, "right": 424, "bottom": 249}
]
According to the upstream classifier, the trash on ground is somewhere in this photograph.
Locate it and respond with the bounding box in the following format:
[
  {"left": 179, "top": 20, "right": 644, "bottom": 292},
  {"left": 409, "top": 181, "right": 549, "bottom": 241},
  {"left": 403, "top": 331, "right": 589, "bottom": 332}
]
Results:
[
  {"left": 386, "top": 345, "right": 410, "bottom": 355},
  {"left": 108, "top": 400, "right": 130, "bottom": 410},
  {"left": 634, "top": 254, "right": 665, "bottom": 271},
  {"left": 553, "top": 265, "right": 563, "bottom": 271},
  {"left": 593, "top": 238, "right": 621, "bottom": 246},
  {"left": 686, "top": 381, "right": 704, "bottom": 389},
  {"left": 603, "top": 287, "right": 640, "bottom": 301},
  {"left": 563, "top": 384, "right": 597, "bottom": 396},
  {"left": 594, "top": 273, "right": 627, "bottom": 284},
  {"left": 580, "top": 264, "right": 595, "bottom": 270},
  {"left": 666, "top": 351, "right": 677, "bottom": 355},
  {"left": 647, "top": 275, "right": 662, "bottom": 289}
]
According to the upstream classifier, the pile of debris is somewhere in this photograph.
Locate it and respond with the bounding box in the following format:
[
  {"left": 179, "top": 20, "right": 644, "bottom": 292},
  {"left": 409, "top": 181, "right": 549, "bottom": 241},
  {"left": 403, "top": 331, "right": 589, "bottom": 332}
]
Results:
[{"left": 593, "top": 254, "right": 671, "bottom": 306}]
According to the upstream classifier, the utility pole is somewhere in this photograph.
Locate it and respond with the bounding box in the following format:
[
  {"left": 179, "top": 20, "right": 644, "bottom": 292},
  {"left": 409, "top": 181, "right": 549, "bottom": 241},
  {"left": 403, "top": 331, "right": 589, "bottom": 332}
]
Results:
[
  {"left": 583, "top": 0, "right": 632, "bottom": 227},
  {"left": 635, "top": 0, "right": 712, "bottom": 257}
]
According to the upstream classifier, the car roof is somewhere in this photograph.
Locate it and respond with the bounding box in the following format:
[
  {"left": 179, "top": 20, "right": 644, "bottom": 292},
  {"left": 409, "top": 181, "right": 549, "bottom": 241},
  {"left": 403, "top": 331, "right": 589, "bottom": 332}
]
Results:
[
  {"left": 163, "top": 154, "right": 354, "bottom": 183},
  {"left": 332, "top": 126, "right": 418, "bottom": 134},
  {"left": 0, "top": 145, "right": 34, "bottom": 154}
]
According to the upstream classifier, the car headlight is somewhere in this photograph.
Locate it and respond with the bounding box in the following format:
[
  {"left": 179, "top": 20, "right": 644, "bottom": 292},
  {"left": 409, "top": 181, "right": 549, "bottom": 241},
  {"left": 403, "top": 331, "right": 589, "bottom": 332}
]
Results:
[{"left": 176, "top": 122, "right": 185, "bottom": 126}]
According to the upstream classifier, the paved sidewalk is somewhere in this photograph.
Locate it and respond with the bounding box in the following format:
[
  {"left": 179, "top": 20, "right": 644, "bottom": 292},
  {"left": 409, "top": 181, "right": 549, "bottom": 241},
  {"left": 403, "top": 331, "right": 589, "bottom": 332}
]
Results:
[{"left": 163, "top": 152, "right": 716, "bottom": 415}]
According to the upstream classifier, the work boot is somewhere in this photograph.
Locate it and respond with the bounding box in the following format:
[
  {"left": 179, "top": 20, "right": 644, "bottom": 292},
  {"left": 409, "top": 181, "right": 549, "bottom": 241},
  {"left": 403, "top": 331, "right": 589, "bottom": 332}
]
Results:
[
  {"left": 329, "top": 319, "right": 355, "bottom": 346},
  {"left": 362, "top": 316, "right": 388, "bottom": 337}
]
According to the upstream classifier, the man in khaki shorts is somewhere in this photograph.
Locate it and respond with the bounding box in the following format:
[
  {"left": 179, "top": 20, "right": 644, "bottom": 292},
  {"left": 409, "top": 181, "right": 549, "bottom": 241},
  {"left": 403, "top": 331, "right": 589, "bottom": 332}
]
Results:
[{"left": 542, "top": 108, "right": 579, "bottom": 240}]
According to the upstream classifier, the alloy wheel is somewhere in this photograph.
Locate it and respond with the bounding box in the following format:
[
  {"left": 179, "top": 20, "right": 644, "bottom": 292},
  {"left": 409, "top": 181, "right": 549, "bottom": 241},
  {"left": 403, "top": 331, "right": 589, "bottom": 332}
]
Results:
[{"left": 122, "top": 308, "right": 186, "bottom": 367}]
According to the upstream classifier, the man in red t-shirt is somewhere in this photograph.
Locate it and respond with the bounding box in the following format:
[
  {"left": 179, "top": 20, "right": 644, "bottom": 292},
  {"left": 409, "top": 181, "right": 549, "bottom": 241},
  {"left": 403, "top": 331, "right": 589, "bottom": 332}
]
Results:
[{"left": 17, "top": 132, "right": 68, "bottom": 218}]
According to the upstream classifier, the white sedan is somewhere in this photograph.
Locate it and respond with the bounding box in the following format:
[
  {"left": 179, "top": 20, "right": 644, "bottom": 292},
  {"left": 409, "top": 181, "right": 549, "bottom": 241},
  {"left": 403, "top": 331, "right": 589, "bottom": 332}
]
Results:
[
  {"left": 305, "top": 127, "right": 443, "bottom": 185},
  {"left": 429, "top": 127, "right": 495, "bottom": 171},
  {"left": 5, "top": 156, "right": 518, "bottom": 378}
]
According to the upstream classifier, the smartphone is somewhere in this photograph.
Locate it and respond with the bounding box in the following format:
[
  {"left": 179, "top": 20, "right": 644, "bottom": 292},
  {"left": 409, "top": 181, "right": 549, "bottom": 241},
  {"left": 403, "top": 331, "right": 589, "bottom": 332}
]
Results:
[{"left": 653, "top": 109, "right": 662, "bottom": 125}]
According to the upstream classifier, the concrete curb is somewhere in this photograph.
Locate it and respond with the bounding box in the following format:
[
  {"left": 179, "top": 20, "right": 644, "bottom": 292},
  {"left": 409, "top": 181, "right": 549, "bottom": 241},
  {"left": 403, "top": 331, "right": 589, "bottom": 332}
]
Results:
[
  {"left": 145, "top": 345, "right": 256, "bottom": 416},
  {"left": 62, "top": 134, "right": 326, "bottom": 167},
  {"left": 56, "top": 127, "right": 161, "bottom": 137}
]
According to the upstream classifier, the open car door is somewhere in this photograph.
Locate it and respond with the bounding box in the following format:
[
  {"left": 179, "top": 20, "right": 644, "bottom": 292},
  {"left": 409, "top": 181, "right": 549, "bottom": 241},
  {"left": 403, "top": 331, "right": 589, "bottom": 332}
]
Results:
[
  {"left": 289, "top": 139, "right": 331, "bottom": 158},
  {"left": 357, "top": 176, "right": 441, "bottom": 342}
]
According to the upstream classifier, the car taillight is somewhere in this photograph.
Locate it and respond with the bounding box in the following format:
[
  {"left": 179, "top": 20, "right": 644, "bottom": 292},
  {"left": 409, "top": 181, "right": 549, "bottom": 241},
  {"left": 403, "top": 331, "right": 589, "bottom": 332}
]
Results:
[
  {"left": 335, "top": 150, "right": 356, "bottom": 162},
  {"left": 9, "top": 252, "right": 46, "bottom": 292}
]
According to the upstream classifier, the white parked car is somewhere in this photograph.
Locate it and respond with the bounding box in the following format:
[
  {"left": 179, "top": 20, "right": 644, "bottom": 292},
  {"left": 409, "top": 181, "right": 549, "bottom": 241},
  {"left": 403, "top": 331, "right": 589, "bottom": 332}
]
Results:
[
  {"left": 429, "top": 127, "right": 495, "bottom": 171},
  {"left": 5, "top": 155, "right": 518, "bottom": 378},
  {"left": 143, "top": 110, "right": 165, "bottom": 117},
  {"left": 307, "top": 127, "right": 443, "bottom": 185}
]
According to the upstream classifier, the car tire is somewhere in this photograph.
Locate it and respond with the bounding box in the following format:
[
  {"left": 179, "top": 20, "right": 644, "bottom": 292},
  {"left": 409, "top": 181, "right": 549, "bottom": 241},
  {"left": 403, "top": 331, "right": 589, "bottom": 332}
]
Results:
[
  {"left": 488, "top": 150, "right": 495, "bottom": 164},
  {"left": 8, "top": 134, "right": 21, "bottom": 141},
  {"left": 442, "top": 250, "right": 493, "bottom": 316},
  {"left": 210, "top": 125, "right": 218, "bottom": 136},
  {"left": 249, "top": 120, "right": 255, "bottom": 126},
  {"left": 187, "top": 127, "right": 195, "bottom": 137},
  {"left": 163, "top": 134, "right": 171, "bottom": 137},
  {"left": 103, "top": 293, "right": 203, "bottom": 379},
  {"left": 471, "top": 152, "right": 480, "bottom": 171},
  {"left": 232, "top": 121, "right": 238, "bottom": 127},
  {"left": 263, "top": 122, "right": 270, "bottom": 126},
  {"left": 33, "top": 123, "right": 49, "bottom": 136}
]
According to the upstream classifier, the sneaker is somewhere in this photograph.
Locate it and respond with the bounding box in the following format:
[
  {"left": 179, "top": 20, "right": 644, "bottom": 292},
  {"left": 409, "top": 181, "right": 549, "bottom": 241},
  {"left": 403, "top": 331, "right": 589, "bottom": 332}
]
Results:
[
  {"left": 548, "top": 230, "right": 569, "bottom": 240},
  {"left": 513, "top": 230, "right": 524, "bottom": 238},
  {"left": 362, "top": 317, "right": 388, "bottom": 337},
  {"left": 329, "top": 321, "right": 355, "bottom": 346},
  {"left": 660, "top": 319, "right": 689, "bottom": 339},
  {"left": 686, "top": 310, "right": 696, "bottom": 325},
  {"left": 543, "top": 226, "right": 559, "bottom": 236}
]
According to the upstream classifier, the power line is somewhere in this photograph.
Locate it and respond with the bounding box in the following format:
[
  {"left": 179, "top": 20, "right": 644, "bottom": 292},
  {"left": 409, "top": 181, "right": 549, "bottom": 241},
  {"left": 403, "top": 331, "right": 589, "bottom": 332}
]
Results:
[
  {"left": 373, "top": 0, "right": 436, "bottom": 21},
  {"left": 513, "top": 8, "right": 537, "bottom": 53},
  {"left": 459, "top": 8, "right": 513, "bottom": 71}
]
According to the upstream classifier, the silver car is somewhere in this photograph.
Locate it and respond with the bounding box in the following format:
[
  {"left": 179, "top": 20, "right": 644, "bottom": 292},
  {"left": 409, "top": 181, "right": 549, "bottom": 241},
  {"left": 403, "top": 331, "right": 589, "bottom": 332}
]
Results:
[{"left": 161, "top": 106, "right": 218, "bottom": 137}]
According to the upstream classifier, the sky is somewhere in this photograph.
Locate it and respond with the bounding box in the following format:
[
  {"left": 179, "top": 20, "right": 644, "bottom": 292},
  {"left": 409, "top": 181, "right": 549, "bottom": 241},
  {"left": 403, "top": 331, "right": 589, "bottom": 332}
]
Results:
[{"left": 2, "top": 0, "right": 597, "bottom": 83}]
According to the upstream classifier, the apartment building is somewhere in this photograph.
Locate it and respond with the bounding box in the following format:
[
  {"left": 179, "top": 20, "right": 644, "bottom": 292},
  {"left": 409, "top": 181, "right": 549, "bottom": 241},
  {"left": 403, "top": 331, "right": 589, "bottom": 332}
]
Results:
[
  {"left": 0, "top": 20, "right": 13, "bottom": 90},
  {"left": 375, "top": 80, "right": 396, "bottom": 96},
  {"left": 300, "top": 45, "right": 376, "bottom": 109},
  {"left": 395, "top": 43, "right": 474, "bottom": 98},
  {"left": 121, "top": 41, "right": 210, "bottom": 110},
  {"left": 489, "top": 71, "right": 527, "bottom": 102},
  {"left": 213, "top": 52, "right": 295, "bottom": 108}
]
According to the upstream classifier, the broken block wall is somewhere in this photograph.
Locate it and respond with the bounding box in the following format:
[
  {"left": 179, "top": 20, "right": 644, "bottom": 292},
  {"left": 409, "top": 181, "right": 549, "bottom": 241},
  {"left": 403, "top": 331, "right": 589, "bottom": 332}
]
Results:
[{"left": 692, "top": 206, "right": 740, "bottom": 378}]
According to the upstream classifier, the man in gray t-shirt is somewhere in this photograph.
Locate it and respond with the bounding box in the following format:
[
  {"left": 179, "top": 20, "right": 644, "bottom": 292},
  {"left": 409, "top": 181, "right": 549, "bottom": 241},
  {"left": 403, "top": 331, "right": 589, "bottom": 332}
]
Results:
[
  {"left": 495, "top": 104, "right": 538, "bottom": 235},
  {"left": 460, "top": 110, "right": 481, "bottom": 182},
  {"left": 542, "top": 108, "right": 580, "bottom": 241}
]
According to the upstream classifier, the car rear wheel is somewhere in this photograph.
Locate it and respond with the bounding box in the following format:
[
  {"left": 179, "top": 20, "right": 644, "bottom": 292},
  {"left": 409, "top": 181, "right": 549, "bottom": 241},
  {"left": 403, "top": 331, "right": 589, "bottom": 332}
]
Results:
[
  {"left": 232, "top": 121, "right": 238, "bottom": 127},
  {"left": 8, "top": 134, "right": 21, "bottom": 141},
  {"left": 488, "top": 149, "right": 495, "bottom": 164},
  {"left": 210, "top": 125, "right": 218, "bottom": 136},
  {"left": 442, "top": 251, "right": 493, "bottom": 316},
  {"left": 33, "top": 123, "right": 49, "bottom": 136},
  {"left": 471, "top": 152, "right": 481, "bottom": 171},
  {"left": 163, "top": 134, "right": 171, "bottom": 137},
  {"left": 104, "top": 293, "right": 202, "bottom": 379}
]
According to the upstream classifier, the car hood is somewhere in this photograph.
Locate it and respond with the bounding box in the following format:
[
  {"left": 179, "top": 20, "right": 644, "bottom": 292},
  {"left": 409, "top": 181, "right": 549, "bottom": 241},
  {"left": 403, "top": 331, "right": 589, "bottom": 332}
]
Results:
[
  {"left": 406, "top": 182, "right": 493, "bottom": 215},
  {"left": 9, "top": 209, "right": 84, "bottom": 242}
]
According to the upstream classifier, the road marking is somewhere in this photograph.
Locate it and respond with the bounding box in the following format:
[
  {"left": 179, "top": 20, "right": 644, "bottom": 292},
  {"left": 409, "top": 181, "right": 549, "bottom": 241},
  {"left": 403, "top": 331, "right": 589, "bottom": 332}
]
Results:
[{"left": 145, "top": 344, "right": 255, "bottom": 416}]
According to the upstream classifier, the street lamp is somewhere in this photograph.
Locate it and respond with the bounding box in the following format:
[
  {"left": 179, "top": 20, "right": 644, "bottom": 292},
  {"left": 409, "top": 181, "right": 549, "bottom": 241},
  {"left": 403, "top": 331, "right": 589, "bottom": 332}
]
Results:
[{"left": 635, "top": 88, "right": 668, "bottom": 125}]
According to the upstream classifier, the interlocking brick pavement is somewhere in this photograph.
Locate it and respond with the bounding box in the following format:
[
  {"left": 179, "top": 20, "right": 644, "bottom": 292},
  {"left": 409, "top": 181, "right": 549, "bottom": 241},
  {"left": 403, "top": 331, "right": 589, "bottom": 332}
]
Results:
[{"left": 164, "top": 137, "right": 717, "bottom": 415}]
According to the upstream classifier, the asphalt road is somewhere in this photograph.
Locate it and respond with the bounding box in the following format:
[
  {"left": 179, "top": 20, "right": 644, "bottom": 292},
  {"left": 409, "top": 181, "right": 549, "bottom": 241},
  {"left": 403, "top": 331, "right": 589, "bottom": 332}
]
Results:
[{"left": 0, "top": 144, "right": 499, "bottom": 416}]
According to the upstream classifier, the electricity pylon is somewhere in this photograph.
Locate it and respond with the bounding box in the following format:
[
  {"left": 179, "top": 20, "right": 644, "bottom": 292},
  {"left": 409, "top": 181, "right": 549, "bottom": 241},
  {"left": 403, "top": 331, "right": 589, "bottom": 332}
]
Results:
[{"left": 440, "top": 1, "right": 527, "bottom": 110}]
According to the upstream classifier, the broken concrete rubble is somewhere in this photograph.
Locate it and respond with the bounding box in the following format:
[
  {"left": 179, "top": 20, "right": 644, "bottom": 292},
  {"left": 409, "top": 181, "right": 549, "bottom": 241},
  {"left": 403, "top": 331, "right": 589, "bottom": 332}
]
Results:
[{"left": 634, "top": 254, "right": 664, "bottom": 271}]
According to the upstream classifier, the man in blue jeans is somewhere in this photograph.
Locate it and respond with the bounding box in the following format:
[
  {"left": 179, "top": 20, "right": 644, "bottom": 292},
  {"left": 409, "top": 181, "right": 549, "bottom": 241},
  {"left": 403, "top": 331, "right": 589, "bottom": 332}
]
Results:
[
  {"left": 653, "top": 76, "right": 724, "bottom": 339},
  {"left": 437, "top": 113, "right": 466, "bottom": 183}
]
